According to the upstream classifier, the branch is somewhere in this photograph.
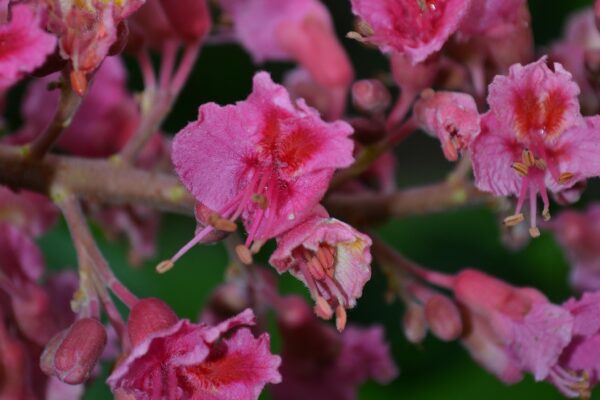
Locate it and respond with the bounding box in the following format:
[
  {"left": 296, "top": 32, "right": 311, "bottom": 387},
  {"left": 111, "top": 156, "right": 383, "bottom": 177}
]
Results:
[
  {"left": 325, "top": 180, "right": 497, "bottom": 226},
  {"left": 0, "top": 145, "right": 195, "bottom": 215}
]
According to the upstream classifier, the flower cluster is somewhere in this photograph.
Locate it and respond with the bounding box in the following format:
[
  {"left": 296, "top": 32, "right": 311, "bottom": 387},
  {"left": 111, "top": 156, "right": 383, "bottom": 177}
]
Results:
[{"left": 1, "top": 0, "right": 600, "bottom": 399}]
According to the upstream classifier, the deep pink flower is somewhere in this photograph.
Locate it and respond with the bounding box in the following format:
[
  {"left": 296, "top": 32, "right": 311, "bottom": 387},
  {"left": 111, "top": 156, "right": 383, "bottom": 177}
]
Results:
[
  {"left": 269, "top": 207, "right": 372, "bottom": 331},
  {"left": 108, "top": 300, "right": 281, "bottom": 400},
  {"left": 169, "top": 72, "right": 353, "bottom": 264},
  {"left": 549, "top": 205, "right": 600, "bottom": 292},
  {"left": 471, "top": 58, "right": 600, "bottom": 236},
  {"left": 271, "top": 296, "right": 397, "bottom": 400},
  {"left": 0, "top": 1, "right": 56, "bottom": 90},
  {"left": 17, "top": 56, "right": 139, "bottom": 157},
  {"left": 0, "top": 186, "right": 58, "bottom": 237},
  {"left": 413, "top": 90, "right": 480, "bottom": 161},
  {"left": 350, "top": 0, "right": 471, "bottom": 64}
]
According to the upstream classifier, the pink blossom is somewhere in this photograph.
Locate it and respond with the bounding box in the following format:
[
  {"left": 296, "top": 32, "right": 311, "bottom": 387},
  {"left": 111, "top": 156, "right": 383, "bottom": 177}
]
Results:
[
  {"left": 350, "top": 0, "right": 471, "bottom": 64},
  {"left": 108, "top": 301, "right": 281, "bottom": 400},
  {"left": 271, "top": 296, "right": 397, "bottom": 400},
  {"left": 471, "top": 58, "right": 600, "bottom": 237},
  {"left": 17, "top": 56, "right": 139, "bottom": 158},
  {"left": 0, "top": 223, "right": 45, "bottom": 286},
  {"left": 46, "top": 0, "right": 144, "bottom": 94},
  {"left": 269, "top": 206, "right": 371, "bottom": 331},
  {"left": 220, "top": 0, "right": 353, "bottom": 119},
  {"left": 458, "top": 0, "right": 527, "bottom": 38},
  {"left": 0, "top": 1, "right": 56, "bottom": 90},
  {"left": 549, "top": 205, "right": 600, "bottom": 292},
  {"left": 0, "top": 186, "right": 58, "bottom": 237},
  {"left": 169, "top": 72, "right": 353, "bottom": 264},
  {"left": 413, "top": 90, "right": 480, "bottom": 161},
  {"left": 549, "top": 8, "right": 600, "bottom": 114},
  {"left": 452, "top": 269, "right": 547, "bottom": 383}
]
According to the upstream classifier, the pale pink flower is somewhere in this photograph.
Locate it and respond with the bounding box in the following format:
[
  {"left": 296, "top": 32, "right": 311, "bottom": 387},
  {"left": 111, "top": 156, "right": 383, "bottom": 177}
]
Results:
[
  {"left": 169, "top": 72, "right": 353, "bottom": 264},
  {"left": 549, "top": 205, "right": 600, "bottom": 292},
  {"left": 471, "top": 58, "right": 600, "bottom": 237},
  {"left": 0, "top": 1, "right": 56, "bottom": 90},
  {"left": 269, "top": 207, "right": 372, "bottom": 331},
  {"left": 271, "top": 296, "right": 397, "bottom": 400},
  {"left": 350, "top": 0, "right": 471, "bottom": 64},
  {"left": 108, "top": 300, "right": 281, "bottom": 400},
  {"left": 220, "top": 0, "right": 353, "bottom": 119},
  {"left": 413, "top": 90, "right": 480, "bottom": 161},
  {"left": 549, "top": 8, "right": 600, "bottom": 114},
  {"left": 459, "top": 0, "right": 528, "bottom": 38}
]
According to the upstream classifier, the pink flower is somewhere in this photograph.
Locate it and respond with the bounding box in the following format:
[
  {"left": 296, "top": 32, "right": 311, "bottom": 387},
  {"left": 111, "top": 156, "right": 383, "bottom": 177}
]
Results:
[
  {"left": 269, "top": 207, "right": 372, "bottom": 331},
  {"left": 0, "top": 1, "right": 56, "bottom": 90},
  {"left": 17, "top": 56, "right": 139, "bottom": 158},
  {"left": 413, "top": 90, "right": 480, "bottom": 161},
  {"left": 471, "top": 58, "right": 600, "bottom": 237},
  {"left": 458, "top": 0, "right": 528, "bottom": 38},
  {"left": 46, "top": 0, "right": 144, "bottom": 94},
  {"left": 108, "top": 299, "right": 281, "bottom": 400},
  {"left": 549, "top": 205, "right": 600, "bottom": 292},
  {"left": 452, "top": 269, "right": 548, "bottom": 383},
  {"left": 0, "top": 186, "right": 58, "bottom": 237},
  {"left": 350, "top": 0, "right": 471, "bottom": 64},
  {"left": 549, "top": 8, "right": 600, "bottom": 114},
  {"left": 220, "top": 0, "right": 353, "bottom": 119},
  {"left": 271, "top": 296, "right": 397, "bottom": 400},
  {"left": 169, "top": 72, "right": 353, "bottom": 264}
]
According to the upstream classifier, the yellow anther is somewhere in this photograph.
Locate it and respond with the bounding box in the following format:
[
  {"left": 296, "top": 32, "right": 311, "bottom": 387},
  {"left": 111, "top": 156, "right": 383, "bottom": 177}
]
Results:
[
  {"left": 504, "top": 213, "right": 525, "bottom": 226},
  {"left": 559, "top": 172, "right": 575, "bottom": 184},
  {"left": 511, "top": 162, "right": 529, "bottom": 177},
  {"left": 522, "top": 149, "right": 535, "bottom": 167}
]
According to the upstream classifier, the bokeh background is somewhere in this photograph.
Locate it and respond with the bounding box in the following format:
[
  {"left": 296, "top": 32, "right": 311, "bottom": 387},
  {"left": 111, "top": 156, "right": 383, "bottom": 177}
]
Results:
[{"left": 14, "top": 0, "right": 599, "bottom": 398}]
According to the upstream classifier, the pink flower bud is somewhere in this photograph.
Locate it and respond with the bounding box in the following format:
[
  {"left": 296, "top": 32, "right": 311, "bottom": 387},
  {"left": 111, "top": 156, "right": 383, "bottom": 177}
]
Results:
[
  {"left": 41, "top": 318, "right": 108, "bottom": 385},
  {"left": 158, "top": 0, "right": 212, "bottom": 43},
  {"left": 129, "top": 0, "right": 178, "bottom": 49},
  {"left": 391, "top": 51, "right": 439, "bottom": 92},
  {"left": 127, "top": 298, "right": 178, "bottom": 347},
  {"left": 424, "top": 294, "right": 463, "bottom": 342},
  {"left": 352, "top": 79, "right": 391, "bottom": 114}
]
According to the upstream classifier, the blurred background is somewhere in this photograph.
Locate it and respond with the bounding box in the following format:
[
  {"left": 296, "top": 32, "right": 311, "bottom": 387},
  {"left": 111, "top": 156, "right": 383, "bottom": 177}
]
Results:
[{"left": 15, "top": 0, "right": 599, "bottom": 398}]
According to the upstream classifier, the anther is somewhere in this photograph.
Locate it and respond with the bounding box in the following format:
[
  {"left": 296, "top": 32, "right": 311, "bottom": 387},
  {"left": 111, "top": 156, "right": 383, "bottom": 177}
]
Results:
[
  {"left": 529, "top": 227, "right": 541, "bottom": 238},
  {"left": 251, "top": 194, "right": 268, "bottom": 210},
  {"left": 207, "top": 213, "right": 237, "bottom": 232},
  {"left": 542, "top": 207, "right": 551, "bottom": 221},
  {"left": 522, "top": 149, "right": 535, "bottom": 167},
  {"left": 156, "top": 260, "right": 175, "bottom": 274},
  {"left": 559, "top": 172, "right": 575, "bottom": 184},
  {"left": 335, "top": 305, "right": 347, "bottom": 332},
  {"left": 235, "top": 244, "right": 253, "bottom": 265},
  {"left": 314, "top": 297, "right": 333, "bottom": 320},
  {"left": 535, "top": 158, "right": 547, "bottom": 170},
  {"left": 511, "top": 162, "right": 529, "bottom": 177},
  {"left": 504, "top": 213, "right": 524, "bottom": 226}
]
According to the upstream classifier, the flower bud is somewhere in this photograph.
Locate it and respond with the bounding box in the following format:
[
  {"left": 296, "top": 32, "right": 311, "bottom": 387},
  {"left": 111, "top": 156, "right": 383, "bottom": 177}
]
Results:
[
  {"left": 158, "top": 0, "right": 212, "bottom": 43},
  {"left": 402, "top": 301, "right": 428, "bottom": 344},
  {"left": 391, "top": 52, "right": 439, "bottom": 94},
  {"left": 424, "top": 294, "right": 463, "bottom": 342},
  {"left": 352, "top": 79, "right": 391, "bottom": 114},
  {"left": 41, "top": 318, "right": 107, "bottom": 385},
  {"left": 127, "top": 298, "right": 178, "bottom": 347}
]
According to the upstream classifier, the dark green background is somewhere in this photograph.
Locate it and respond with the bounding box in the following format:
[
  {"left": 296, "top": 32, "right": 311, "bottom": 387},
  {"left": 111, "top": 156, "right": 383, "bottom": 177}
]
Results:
[{"left": 32, "top": 0, "right": 599, "bottom": 398}]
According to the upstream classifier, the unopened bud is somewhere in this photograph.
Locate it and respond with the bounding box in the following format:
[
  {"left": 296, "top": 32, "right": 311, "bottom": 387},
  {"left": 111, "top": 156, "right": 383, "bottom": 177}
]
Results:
[
  {"left": 424, "top": 294, "right": 463, "bottom": 342},
  {"left": 402, "top": 301, "right": 428, "bottom": 344},
  {"left": 127, "top": 298, "right": 178, "bottom": 347},
  {"left": 158, "top": 0, "right": 212, "bottom": 42},
  {"left": 352, "top": 79, "right": 391, "bottom": 114},
  {"left": 41, "top": 318, "right": 107, "bottom": 384}
]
